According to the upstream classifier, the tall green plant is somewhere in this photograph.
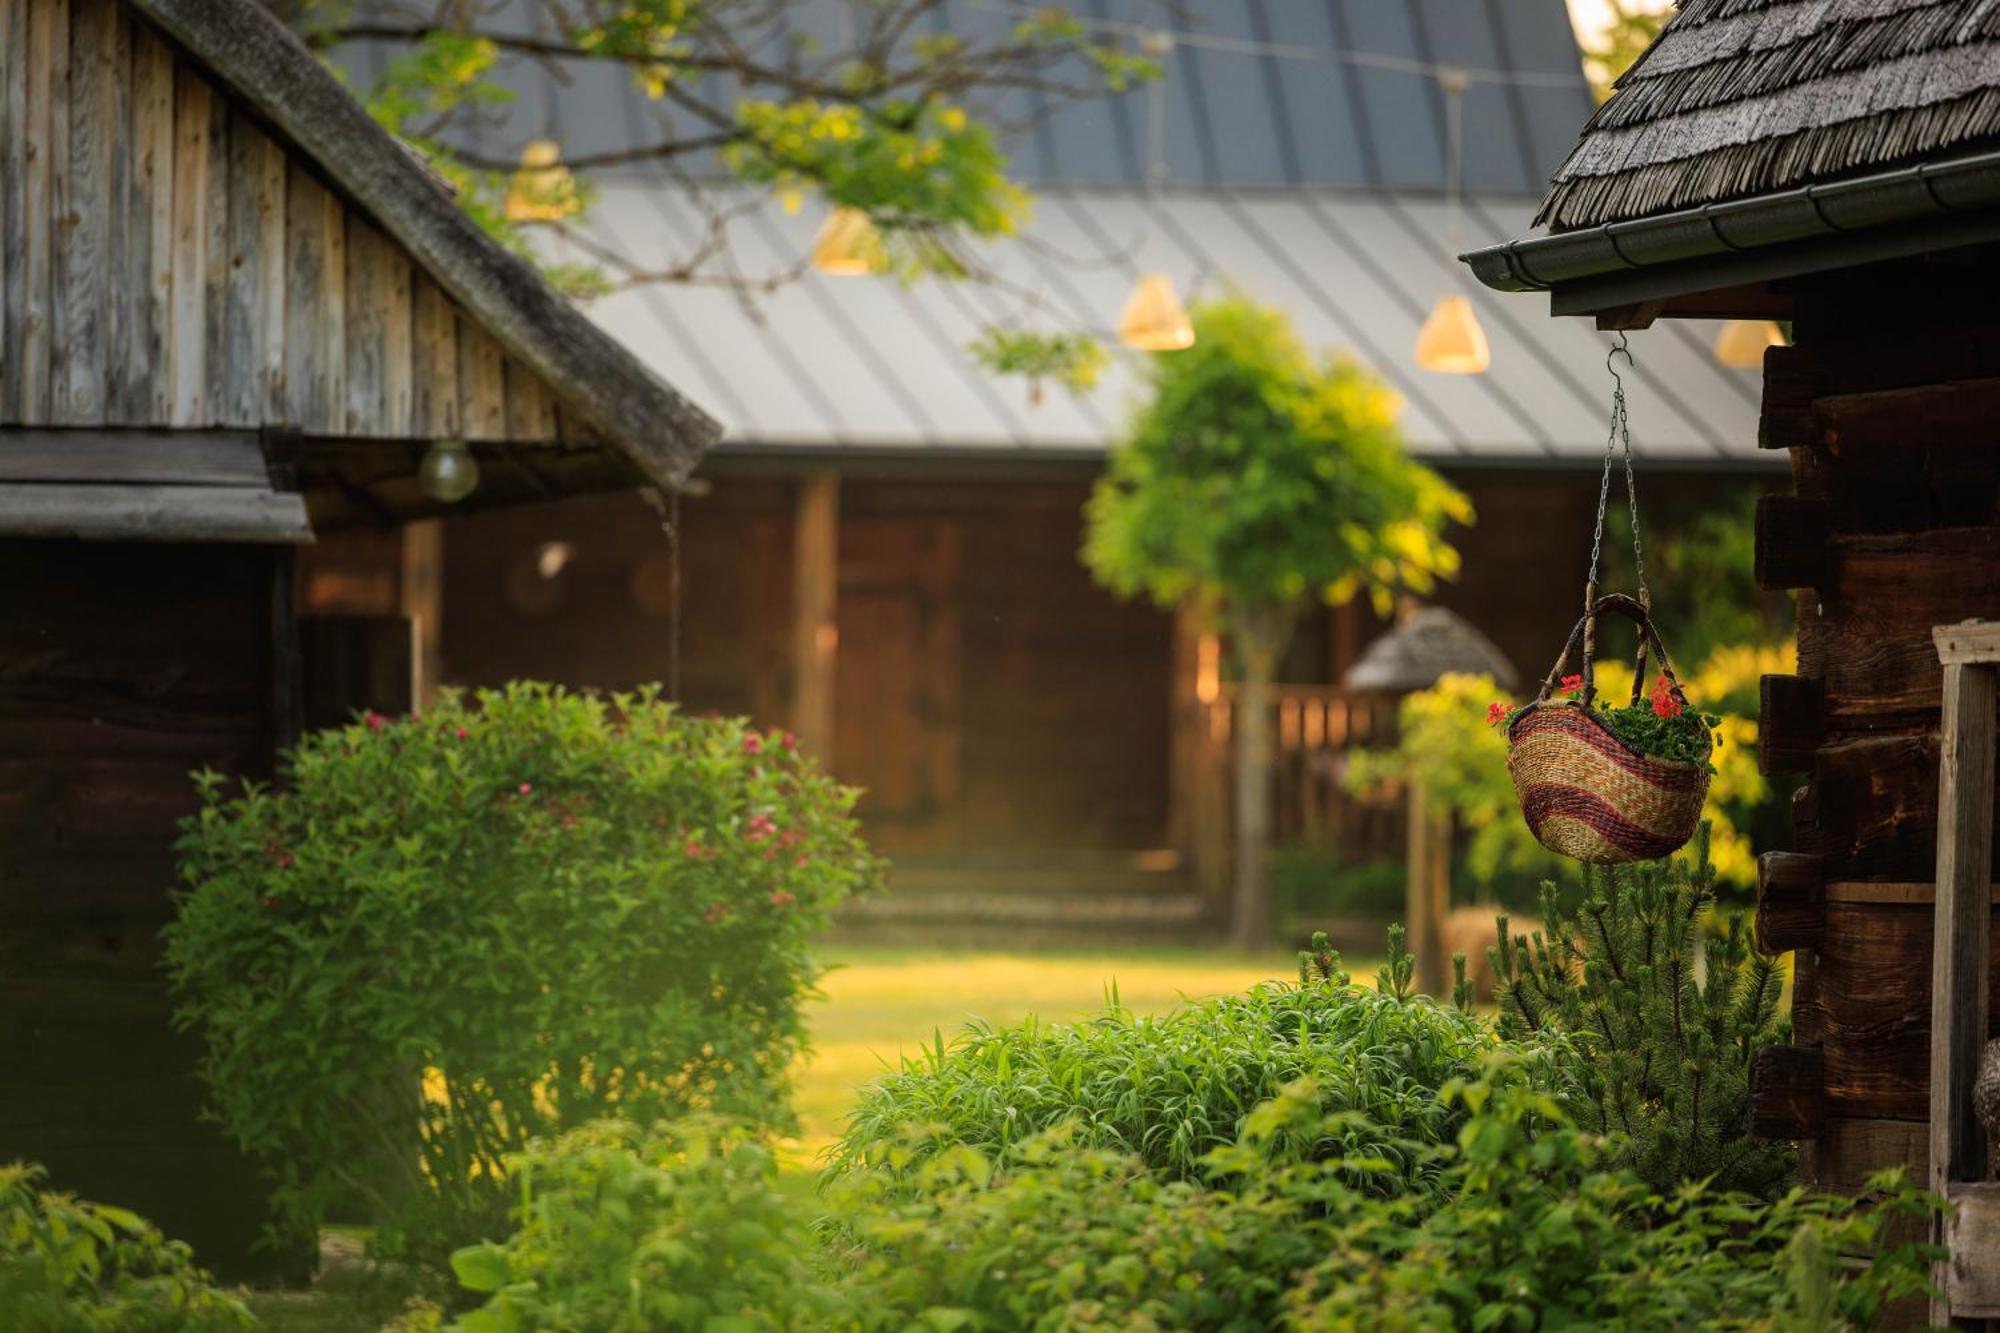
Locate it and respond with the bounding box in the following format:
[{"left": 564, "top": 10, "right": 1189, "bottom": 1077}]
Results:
[
  {"left": 1084, "top": 296, "right": 1470, "bottom": 947},
  {"left": 1490, "top": 825, "right": 1793, "bottom": 1197},
  {"left": 163, "top": 683, "right": 881, "bottom": 1266}
]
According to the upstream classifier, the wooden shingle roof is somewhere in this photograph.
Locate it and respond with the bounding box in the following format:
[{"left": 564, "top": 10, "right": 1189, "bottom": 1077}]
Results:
[{"left": 1539, "top": 0, "right": 2000, "bottom": 231}]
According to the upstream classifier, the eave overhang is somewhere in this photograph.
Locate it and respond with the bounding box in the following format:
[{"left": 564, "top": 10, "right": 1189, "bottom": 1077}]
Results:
[{"left": 1461, "top": 148, "right": 2000, "bottom": 318}]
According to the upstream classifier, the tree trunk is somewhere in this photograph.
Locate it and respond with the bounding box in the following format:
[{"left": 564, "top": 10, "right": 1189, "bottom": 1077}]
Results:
[{"left": 1229, "top": 603, "right": 1291, "bottom": 951}]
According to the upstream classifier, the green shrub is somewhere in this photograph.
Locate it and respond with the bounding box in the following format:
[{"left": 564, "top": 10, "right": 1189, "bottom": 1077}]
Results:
[
  {"left": 0, "top": 1163, "right": 252, "bottom": 1332},
  {"left": 829, "top": 934, "right": 1502, "bottom": 1187},
  {"left": 447, "top": 1119, "right": 847, "bottom": 1332},
  {"left": 163, "top": 683, "right": 881, "bottom": 1265},
  {"left": 1492, "top": 824, "right": 1794, "bottom": 1198},
  {"left": 1270, "top": 841, "right": 1404, "bottom": 922}
]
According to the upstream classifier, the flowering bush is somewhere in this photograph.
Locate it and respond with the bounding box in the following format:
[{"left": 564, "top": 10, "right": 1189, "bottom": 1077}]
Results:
[{"left": 162, "top": 683, "right": 880, "bottom": 1266}]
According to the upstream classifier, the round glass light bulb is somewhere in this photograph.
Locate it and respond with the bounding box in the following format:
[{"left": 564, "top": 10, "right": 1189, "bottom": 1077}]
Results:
[{"left": 420, "top": 440, "right": 480, "bottom": 503}]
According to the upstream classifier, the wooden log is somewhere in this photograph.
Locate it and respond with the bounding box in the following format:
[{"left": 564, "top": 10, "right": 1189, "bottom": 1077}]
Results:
[
  {"left": 1753, "top": 495, "right": 1827, "bottom": 591},
  {"left": 1802, "top": 1115, "right": 1928, "bottom": 1191},
  {"left": 1799, "top": 528, "right": 2000, "bottom": 726},
  {"left": 1944, "top": 1183, "right": 2000, "bottom": 1319},
  {"left": 1761, "top": 330, "right": 2000, "bottom": 451},
  {"left": 1750, "top": 1043, "right": 1825, "bottom": 1139},
  {"left": 1930, "top": 650, "right": 1996, "bottom": 1328},
  {"left": 1758, "top": 673, "right": 1822, "bottom": 776},
  {"left": 1755, "top": 851, "right": 1823, "bottom": 954}
]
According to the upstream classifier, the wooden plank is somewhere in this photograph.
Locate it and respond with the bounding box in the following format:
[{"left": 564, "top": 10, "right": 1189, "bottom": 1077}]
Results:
[
  {"left": 503, "top": 357, "right": 555, "bottom": 442},
  {"left": 220, "top": 114, "right": 276, "bottom": 427},
  {"left": 410, "top": 276, "right": 458, "bottom": 437},
  {"left": 127, "top": 22, "right": 174, "bottom": 424},
  {"left": 342, "top": 216, "right": 389, "bottom": 434},
  {"left": 18, "top": 0, "right": 66, "bottom": 423},
  {"left": 0, "top": 483, "right": 310, "bottom": 541},
  {"left": 792, "top": 470, "right": 838, "bottom": 761},
  {"left": 455, "top": 317, "right": 504, "bottom": 441},
  {"left": 1758, "top": 673, "right": 1822, "bottom": 776},
  {"left": 1803, "top": 1115, "right": 1928, "bottom": 1191},
  {"left": 0, "top": 0, "right": 26, "bottom": 421},
  {"left": 1931, "top": 657, "right": 1996, "bottom": 1327},
  {"left": 169, "top": 66, "right": 210, "bottom": 426},
  {"left": 1750, "top": 1043, "right": 1825, "bottom": 1139},
  {"left": 283, "top": 163, "right": 343, "bottom": 433},
  {"left": 1937, "top": 621, "right": 2000, "bottom": 668},
  {"left": 201, "top": 75, "right": 229, "bottom": 426},
  {"left": 251, "top": 129, "right": 285, "bottom": 423},
  {"left": 60, "top": 0, "right": 113, "bottom": 425},
  {"left": 1944, "top": 1182, "right": 2000, "bottom": 1318},
  {"left": 1754, "top": 851, "right": 1823, "bottom": 954},
  {"left": 98, "top": 3, "right": 129, "bottom": 423},
  {"left": 380, "top": 243, "right": 412, "bottom": 437},
  {"left": 1827, "top": 880, "right": 2000, "bottom": 905},
  {"left": 0, "top": 429, "right": 267, "bottom": 483}
]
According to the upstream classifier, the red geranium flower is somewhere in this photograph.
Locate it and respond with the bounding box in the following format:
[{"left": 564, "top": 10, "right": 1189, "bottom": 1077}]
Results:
[
  {"left": 742, "top": 733, "right": 764, "bottom": 755},
  {"left": 1486, "top": 701, "right": 1508, "bottom": 728},
  {"left": 1650, "top": 674, "right": 1683, "bottom": 719},
  {"left": 364, "top": 711, "right": 388, "bottom": 732},
  {"left": 1559, "top": 674, "right": 1584, "bottom": 698}
]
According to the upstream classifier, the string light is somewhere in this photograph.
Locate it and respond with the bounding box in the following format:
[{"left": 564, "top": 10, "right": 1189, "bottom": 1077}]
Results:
[
  {"left": 504, "top": 140, "right": 578, "bottom": 222},
  {"left": 1415, "top": 296, "right": 1491, "bottom": 374},
  {"left": 1714, "top": 319, "right": 1783, "bottom": 368},
  {"left": 1118, "top": 273, "right": 1194, "bottom": 351}
]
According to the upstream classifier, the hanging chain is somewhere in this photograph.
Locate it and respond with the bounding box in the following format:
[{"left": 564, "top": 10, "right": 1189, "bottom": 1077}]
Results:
[{"left": 1587, "top": 332, "right": 1648, "bottom": 608}]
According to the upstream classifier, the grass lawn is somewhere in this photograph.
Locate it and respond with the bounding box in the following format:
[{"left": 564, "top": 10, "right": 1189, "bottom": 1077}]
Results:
[{"left": 245, "top": 942, "right": 1306, "bottom": 1328}]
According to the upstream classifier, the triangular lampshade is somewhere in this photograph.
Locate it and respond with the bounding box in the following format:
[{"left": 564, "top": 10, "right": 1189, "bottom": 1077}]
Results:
[
  {"left": 1414, "top": 295, "right": 1490, "bottom": 374},
  {"left": 1118, "top": 273, "right": 1195, "bottom": 351},
  {"left": 504, "top": 140, "right": 577, "bottom": 222},
  {"left": 1714, "top": 319, "right": 1784, "bottom": 369},
  {"left": 811, "top": 207, "right": 882, "bottom": 276}
]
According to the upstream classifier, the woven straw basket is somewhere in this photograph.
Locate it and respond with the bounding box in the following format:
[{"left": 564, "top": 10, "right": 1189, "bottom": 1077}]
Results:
[{"left": 1506, "top": 594, "right": 1709, "bottom": 864}]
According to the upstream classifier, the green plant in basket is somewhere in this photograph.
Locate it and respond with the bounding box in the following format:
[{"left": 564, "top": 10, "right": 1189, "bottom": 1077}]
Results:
[
  {"left": 1494, "top": 668, "right": 1720, "bottom": 771},
  {"left": 162, "top": 682, "right": 881, "bottom": 1268}
]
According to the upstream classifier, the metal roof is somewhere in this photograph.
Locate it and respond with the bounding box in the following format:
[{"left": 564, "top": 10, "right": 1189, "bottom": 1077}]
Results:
[{"left": 563, "top": 182, "right": 1767, "bottom": 465}]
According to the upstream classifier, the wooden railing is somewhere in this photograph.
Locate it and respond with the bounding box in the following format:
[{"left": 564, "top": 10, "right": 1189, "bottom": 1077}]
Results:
[{"left": 1182, "top": 684, "right": 1404, "bottom": 898}]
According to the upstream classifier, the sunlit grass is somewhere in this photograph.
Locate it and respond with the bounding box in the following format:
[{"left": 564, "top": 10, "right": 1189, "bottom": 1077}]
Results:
[{"left": 786, "top": 944, "right": 1318, "bottom": 1160}]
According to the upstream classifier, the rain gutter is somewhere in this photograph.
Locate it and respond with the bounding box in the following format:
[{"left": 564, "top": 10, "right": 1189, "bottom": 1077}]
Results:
[{"left": 1460, "top": 147, "right": 2000, "bottom": 313}]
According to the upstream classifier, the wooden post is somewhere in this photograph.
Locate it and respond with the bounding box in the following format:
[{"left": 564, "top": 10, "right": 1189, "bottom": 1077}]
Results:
[
  {"left": 1931, "top": 619, "right": 1999, "bottom": 1327},
  {"left": 400, "top": 519, "right": 443, "bottom": 707},
  {"left": 792, "top": 471, "right": 838, "bottom": 760},
  {"left": 1406, "top": 775, "right": 1447, "bottom": 995}
]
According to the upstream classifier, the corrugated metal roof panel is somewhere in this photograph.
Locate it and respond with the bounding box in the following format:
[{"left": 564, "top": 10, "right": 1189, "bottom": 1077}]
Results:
[{"left": 568, "top": 184, "right": 1765, "bottom": 465}]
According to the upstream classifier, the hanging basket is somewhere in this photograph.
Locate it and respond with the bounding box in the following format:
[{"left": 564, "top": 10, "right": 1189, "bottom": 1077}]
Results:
[{"left": 1506, "top": 594, "right": 1710, "bottom": 864}]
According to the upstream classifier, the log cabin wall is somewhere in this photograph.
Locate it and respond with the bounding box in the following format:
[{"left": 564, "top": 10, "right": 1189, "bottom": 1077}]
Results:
[
  {"left": 1748, "top": 252, "right": 2000, "bottom": 1192},
  {"left": 0, "top": 0, "right": 575, "bottom": 443},
  {"left": 0, "top": 539, "right": 294, "bottom": 1278}
]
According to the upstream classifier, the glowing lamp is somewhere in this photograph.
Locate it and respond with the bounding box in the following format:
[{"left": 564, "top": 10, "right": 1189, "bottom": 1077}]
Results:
[
  {"left": 812, "top": 208, "right": 882, "bottom": 275},
  {"left": 1714, "top": 319, "right": 1784, "bottom": 369},
  {"left": 1117, "top": 273, "right": 1195, "bottom": 351},
  {"left": 1414, "top": 295, "right": 1490, "bottom": 374}
]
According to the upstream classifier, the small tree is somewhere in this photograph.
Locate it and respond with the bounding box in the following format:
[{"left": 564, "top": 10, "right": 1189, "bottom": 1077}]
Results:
[
  {"left": 1083, "top": 298, "right": 1469, "bottom": 948},
  {"left": 1491, "top": 824, "right": 1794, "bottom": 1198}
]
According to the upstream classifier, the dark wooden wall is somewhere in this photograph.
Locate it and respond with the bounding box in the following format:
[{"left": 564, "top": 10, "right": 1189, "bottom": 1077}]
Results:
[
  {"left": 1747, "top": 248, "right": 2000, "bottom": 1192},
  {"left": 0, "top": 538, "right": 289, "bottom": 1278}
]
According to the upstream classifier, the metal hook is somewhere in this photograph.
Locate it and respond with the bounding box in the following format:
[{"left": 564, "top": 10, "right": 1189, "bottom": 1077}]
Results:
[{"left": 1605, "top": 330, "right": 1633, "bottom": 379}]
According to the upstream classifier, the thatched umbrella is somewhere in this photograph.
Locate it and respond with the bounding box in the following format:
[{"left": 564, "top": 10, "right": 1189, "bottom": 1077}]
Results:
[{"left": 1342, "top": 604, "right": 1516, "bottom": 995}]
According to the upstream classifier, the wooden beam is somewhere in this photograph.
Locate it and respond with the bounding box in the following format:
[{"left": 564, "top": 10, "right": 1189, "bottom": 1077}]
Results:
[
  {"left": 1750, "top": 1043, "right": 1825, "bottom": 1139},
  {"left": 1758, "top": 674, "right": 1823, "bottom": 777},
  {"left": 1755, "top": 851, "right": 1824, "bottom": 954},
  {"left": 0, "top": 429, "right": 266, "bottom": 483},
  {"left": 1931, "top": 648, "right": 1997, "bottom": 1327},
  {"left": 0, "top": 483, "right": 311, "bottom": 541},
  {"left": 1936, "top": 620, "right": 2000, "bottom": 667},
  {"left": 1753, "top": 495, "right": 1827, "bottom": 591},
  {"left": 791, "top": 471, "right": 838, "bottom": 762}
]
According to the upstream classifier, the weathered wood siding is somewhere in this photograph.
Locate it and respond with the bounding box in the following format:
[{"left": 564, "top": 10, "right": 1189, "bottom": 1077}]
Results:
[
  {"left": 1749, "top": 278, "right": 2000, "bottom": 1194},
  {"left": 0, "top": 0, "right": 573, "bottom": 441}
]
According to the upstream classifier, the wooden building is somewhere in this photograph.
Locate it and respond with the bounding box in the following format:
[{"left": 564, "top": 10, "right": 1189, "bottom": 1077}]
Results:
[
  {"left": 1463, "top": 0, "right": 2000, "bottom": 1295},
  {"left": 311, "top": 1, "right": 1778, "bottom": 931},
  {"left": 0, "top": 0, "right": 716, "bottom": 1275}
]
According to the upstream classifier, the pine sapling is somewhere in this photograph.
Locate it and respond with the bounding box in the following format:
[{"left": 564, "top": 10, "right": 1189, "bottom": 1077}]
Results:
[{"left": 1490, "top": 823, "right": 1793, "bottom": 1197}]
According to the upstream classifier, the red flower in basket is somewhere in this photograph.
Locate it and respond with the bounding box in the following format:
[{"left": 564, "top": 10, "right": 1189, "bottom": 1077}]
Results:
[
  {"left": 1558, "top": 674, "right": 1585, "bottom": 698},
  {"left": 1649, "top": 674, "right": 1682, "bottom": 719},
  {"left": 1486, "top": 701, "right": 1508, "bottom": 729}
]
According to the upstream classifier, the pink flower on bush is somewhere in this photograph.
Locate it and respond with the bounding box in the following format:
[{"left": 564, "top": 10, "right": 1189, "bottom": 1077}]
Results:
[
  {"left": 781, "top": 732, "right": 797, "bottom": 752},
  {"left": 682, "top": 834, "right": 710, "bottom": 860},
  {"left": 454, "top": 726, "right": 469, "bottom": 740},
  {"left": 745, "top": 812, "right": 777, "bottom": 842},
  {"left": 769, "top": 890, "right": 797, "bottom": 909},
  {"left": 742, "top": 733, "right": 764, "bottom": 755},
  {"left": 518, "top": 782, "right": 533, "bottom": 796},
  {"left": 364, "top": 711, "right": 388, "bottom": 732}
]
